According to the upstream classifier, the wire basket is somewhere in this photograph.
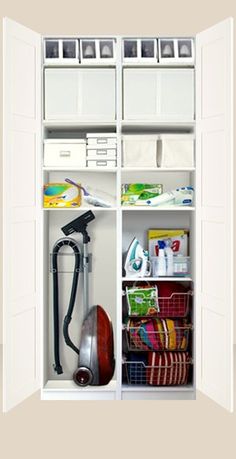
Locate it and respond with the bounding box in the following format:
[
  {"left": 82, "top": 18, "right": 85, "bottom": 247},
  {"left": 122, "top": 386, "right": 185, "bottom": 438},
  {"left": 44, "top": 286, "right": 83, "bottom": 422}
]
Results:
[
  {"left": 126, "top": 289, "right": 192, "bottom": 318},
  {"left": 125, "top": 320, "right": 192, "bottom": 352},
  {"left": 124, "top": 353, "right": 192, "bottom": 386},
  {"left": 157, "top": 291, "right": 192, "bottom": 318}
]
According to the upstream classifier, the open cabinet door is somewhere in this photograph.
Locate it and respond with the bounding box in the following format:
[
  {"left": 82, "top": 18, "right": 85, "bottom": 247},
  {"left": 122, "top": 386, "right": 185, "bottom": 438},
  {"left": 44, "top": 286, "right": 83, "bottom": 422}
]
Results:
[
  {"left": 196, "top": 18, "right": 234, "bottom": 411},
  {"left": 2, "top": 18, "right": 41, "bottom": 411}
]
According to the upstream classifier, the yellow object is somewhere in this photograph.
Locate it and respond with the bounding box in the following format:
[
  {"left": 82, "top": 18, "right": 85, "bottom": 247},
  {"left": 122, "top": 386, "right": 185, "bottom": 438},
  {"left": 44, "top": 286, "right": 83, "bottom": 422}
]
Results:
[{"left": 43, "top": 183, "right": 81, "bottom": 208}]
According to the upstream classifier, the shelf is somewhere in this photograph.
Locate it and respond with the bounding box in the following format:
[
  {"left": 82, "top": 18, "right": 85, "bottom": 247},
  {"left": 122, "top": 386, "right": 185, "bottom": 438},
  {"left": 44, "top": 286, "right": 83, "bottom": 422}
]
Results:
[
  {"left": 121, "top": 206, "right": 195, "bottom": 211},
  {"left": 42, "top": 380, "right": 117, "bottom": 400},
  {"left": 44, "top": 379, "right": 117, "bottom": 391},
  {"left": 122, "top": 64, "right": 195, "bottom": 69},
  {"left": 122, "top": 277, "right": 193, "bottom": 282},
  {"left": 43, "top": 120, "right": 116, "bottom": 129},
  {"left": 121, "top": 167, "right": 195, "bottom": 172},
  {"left": 121, "top": 120, "right": 195, "bottom": 132},
  {"left": 43, "top": 166, "right": 117, "bottom": 173},
  {"left": 43, "top": 206, "right": 117, "bottom": 211},
  {"left": 44, "top": 64, "right": 116, "bottom": 69},
  {"left": 122, "top": 384, "right": 194, "bottom": 392}
]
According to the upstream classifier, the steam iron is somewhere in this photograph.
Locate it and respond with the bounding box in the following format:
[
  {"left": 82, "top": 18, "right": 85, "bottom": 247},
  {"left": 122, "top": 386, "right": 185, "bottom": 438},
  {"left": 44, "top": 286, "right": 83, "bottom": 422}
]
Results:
[{"left": 124, "top": 237, "right": 150, "bottom": 278}]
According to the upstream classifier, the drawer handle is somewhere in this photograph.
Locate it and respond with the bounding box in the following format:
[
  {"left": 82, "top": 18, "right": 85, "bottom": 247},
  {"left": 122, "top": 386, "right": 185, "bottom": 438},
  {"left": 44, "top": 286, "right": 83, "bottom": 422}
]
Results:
[
  {"left": 59, "top": 150, "right": 71, "bottom": 157},
  {"left": 97, "top": 161, "right": 107, "bottom": 166}
]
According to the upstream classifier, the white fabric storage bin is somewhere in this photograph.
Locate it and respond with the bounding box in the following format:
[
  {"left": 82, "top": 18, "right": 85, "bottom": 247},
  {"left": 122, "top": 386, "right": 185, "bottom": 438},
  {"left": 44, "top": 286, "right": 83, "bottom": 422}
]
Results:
[
  {"left": 87, "top": 159, "right": 116, "bottom": 168},
  {"left": 123, "top": 135, "right": 157, "bottom": 167},
  {"left": 44, "top": 139, "right": 86, "bottom": 167},
  {"left": 87, "top": 148, "right": 117, "bottom": 159},
  {"left": 157, "top": 135, "right": 194, "bottom": 168}
]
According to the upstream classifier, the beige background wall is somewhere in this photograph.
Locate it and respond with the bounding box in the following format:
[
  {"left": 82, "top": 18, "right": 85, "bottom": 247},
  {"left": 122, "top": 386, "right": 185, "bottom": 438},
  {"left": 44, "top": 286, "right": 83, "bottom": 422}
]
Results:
[
  {"left": 0, "top": 2, "right": 236, "bottom": 459},
  {"left": 2, "top": 0, "right": 235, "bottom": 343}
]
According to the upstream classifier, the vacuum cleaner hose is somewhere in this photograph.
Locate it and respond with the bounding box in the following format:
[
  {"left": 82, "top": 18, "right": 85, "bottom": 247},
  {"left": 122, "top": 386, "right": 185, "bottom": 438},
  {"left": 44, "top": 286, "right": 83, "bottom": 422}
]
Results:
[{"left": 52, "top": 237, "right": 81, "bottom": 375}]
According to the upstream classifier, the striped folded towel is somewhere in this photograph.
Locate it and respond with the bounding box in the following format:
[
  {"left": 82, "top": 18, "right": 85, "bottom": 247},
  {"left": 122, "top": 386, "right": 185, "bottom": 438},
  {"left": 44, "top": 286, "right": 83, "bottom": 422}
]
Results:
[{"left": 147, "top": 352, "right": 191, "bottom": 385}]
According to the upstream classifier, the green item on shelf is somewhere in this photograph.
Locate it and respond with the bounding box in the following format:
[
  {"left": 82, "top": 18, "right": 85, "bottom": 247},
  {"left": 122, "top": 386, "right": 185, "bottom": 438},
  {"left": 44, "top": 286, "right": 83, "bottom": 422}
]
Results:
[
  {"left": 121, "top": 183, "right": 163, "bottom": 206},
  {"left": 126, "top": 285, "right": 159, "bottom": 316}
]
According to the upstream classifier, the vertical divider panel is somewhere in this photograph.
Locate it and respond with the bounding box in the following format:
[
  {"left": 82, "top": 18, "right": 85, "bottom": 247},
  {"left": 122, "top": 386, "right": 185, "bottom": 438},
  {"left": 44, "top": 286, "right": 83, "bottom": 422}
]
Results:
[{"left": 116, "top": 37, "right": 122, "bottom": 400}]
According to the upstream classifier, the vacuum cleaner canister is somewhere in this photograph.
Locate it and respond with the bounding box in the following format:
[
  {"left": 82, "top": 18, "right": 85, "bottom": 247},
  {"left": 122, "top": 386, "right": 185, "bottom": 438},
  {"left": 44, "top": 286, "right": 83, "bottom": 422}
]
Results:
[{"left": 73, "top": 305, "right": 115, "bottom": 386}]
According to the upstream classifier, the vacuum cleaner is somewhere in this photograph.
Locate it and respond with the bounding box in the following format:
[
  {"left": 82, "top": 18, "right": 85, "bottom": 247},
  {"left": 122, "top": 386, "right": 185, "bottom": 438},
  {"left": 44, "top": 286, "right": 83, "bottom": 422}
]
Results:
[{"left": 52, "top": 210, "right": 115, "bottom": 386}]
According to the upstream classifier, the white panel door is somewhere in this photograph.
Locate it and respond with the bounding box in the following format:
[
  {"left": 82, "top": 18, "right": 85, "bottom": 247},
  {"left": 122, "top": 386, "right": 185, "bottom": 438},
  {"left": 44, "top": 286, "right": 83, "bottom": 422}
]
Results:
[
  {"left": 123, "top": 68, "right": 194, "bottom": 121},
  {"left": 45, "top": 68, "right": 116, "bottom": 120},
  {"left": 196, "top": 18, "right": 234, "bottom": 411},
  {"left": 3, "top": 18, "right": 41, "bottom": 411}
]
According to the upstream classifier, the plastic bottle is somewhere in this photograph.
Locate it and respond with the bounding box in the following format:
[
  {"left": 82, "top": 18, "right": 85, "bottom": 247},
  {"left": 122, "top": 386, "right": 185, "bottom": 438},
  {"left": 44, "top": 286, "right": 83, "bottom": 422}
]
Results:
[
  {"left": 165, "top": 244, "right": 174, "bottom": 276},
  {"left": 157, "top": 241, "right": 166, "bottom": 276}
]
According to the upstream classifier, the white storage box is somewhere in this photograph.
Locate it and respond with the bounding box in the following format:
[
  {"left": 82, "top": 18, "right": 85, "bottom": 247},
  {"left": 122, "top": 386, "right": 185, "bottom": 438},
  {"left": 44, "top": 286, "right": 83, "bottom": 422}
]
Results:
[
  {"left": 87, "top": 159, "right": 117, "bottom": 168},
  {"left": 44, "top": 139, "right": 86, "bottom": 167},
  {"left": 86, "top": 133, "right": 117, "bottom": 146},
  {"left": 122, "top": 135, "right": 157, "bottom": 167},
  {"left": 87, "top": 148, "right": 117, "bottom": 159},
  {"left": 157, "top": 135, "right": 194, "bottom": 168}
]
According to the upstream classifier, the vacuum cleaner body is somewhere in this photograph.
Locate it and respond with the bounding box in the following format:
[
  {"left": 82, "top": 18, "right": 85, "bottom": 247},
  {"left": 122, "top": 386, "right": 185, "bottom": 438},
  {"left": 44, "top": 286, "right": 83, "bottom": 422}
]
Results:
[
  {"left": 73, "top": 305, "right": 115, "bottom": 386},
  {"left": 52, "top": 210, "right": 115, "bottom": 387}
]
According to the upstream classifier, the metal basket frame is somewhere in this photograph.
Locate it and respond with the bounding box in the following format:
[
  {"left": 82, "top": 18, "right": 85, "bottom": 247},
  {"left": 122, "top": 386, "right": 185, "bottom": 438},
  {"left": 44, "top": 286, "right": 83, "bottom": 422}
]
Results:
[
  {"left": 125, "top": 323, "right": 192, "bottom": 352},
  {"left": 124, "top": 358, "right": 193, "bottom": 386},
  {"left": 127, "top": 290, "right": 193, "bottom": 318}
]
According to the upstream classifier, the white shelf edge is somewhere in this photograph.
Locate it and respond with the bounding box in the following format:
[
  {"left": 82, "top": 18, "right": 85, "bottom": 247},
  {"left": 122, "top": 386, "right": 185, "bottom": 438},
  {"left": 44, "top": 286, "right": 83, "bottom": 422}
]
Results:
[
  {"left": 43, "top": 167, "right": 117, "bottom": 172},
  {"left": 43, "top": 64, "right": 116, "bottom": 69},
  {"left": 121, "top": 167, "right": 195, "bottom": 172},
  {"left": 121, "top": 384, "right": 194, "bottom": 392},
  {"left": 43, "top": 120, "right": 116, "bottom": 128},
  {"left": 121, "top": 206, "right": 195, "bottom": 211},
  {"left": 42, "top": 206, "right": 117, "bottom": 211},
  {"left": 122, "top": 277, "right": 193, "bottom": 282},
  {"left": 43, "top": 379, "right": 117, "bottom": 391},
  {"left": 121, "top": 120, "right": 195, "bottom": 127}
]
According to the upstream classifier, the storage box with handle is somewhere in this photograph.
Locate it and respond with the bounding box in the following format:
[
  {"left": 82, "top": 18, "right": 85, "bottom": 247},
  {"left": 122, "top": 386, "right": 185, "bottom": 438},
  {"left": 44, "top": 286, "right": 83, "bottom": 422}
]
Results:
[{"left": 44, "top": 139, "right": 86, "bottom": 167}]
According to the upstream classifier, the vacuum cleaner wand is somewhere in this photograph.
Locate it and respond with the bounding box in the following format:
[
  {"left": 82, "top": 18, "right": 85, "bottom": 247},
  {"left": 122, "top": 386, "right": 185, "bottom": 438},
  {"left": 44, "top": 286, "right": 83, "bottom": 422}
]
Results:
[
  {"left": 61, "top": 210, "right": 95, "bottom": 317},
  {"left": 61, "top": 210, "right": 95, "bottom": 240}
]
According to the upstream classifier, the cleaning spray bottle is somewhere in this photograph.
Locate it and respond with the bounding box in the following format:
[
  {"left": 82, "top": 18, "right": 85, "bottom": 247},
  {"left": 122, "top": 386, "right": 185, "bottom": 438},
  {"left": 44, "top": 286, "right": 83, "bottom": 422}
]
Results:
[
  {"left": 157, "top": 240, "right": 166, "bottom": 276},
  {"left": 165, "top": 240, "right": 174, "bottom": 276}
]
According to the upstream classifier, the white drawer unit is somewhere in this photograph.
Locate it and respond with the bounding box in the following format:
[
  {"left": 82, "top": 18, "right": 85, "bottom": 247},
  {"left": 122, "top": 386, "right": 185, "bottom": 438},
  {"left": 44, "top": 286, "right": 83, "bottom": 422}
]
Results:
[
  {"left": 44, "top": 139, "right": 86, "bottom": 167},
  {"left": 123, "top": 68, "right": 194, "bottom": 121},
  {"left": 87, "top": 148, "right": 117, "bottom": 159},
  {"left": 44, "top": 68, "right": 116, "bottom": 121},
  {"left": 3, "top": 19, "right": 234, "bottom": 413},
  {"left": 87, "top": 159, "right": 117, "bottom": 168}
]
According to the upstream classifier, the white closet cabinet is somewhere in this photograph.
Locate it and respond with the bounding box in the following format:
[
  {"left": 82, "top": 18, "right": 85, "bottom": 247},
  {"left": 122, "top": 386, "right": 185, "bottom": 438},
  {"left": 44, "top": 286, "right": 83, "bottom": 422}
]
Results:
[
  {"left": 2, "top": 17, "right": 234, "bottom": 412},
  {"left": 123, "top": 68, "right": 194, "bottom": 121},
  {"left": 45, "top": 68, "right": 116, "bottom": 120}
]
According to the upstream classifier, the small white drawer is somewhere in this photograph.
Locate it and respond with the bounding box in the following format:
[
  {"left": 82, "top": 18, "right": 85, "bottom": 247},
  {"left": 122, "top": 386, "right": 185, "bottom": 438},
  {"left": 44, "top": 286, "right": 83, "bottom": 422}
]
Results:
[
  {"left": 86, "top": 148, "right": 117, "bottom": 159},
  {"left": 86, "top": 133, "right": 117, "bottom": 147},
  {"left": 44, "top": 140, "right": 86, "bottom": 167},
  {"left": 87, "top": 159, "right": 117, "bottom": 168}
]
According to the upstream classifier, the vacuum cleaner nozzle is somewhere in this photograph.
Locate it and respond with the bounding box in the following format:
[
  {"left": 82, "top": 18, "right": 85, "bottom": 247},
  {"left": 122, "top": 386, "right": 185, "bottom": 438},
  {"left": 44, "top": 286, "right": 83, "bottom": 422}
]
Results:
[{"left": 61, "top": 210, "right": 95, "bottom": 236}]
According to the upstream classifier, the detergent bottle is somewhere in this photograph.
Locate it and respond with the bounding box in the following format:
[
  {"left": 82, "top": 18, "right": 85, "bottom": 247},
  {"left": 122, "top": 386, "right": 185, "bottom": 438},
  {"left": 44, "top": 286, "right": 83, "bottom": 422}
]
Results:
[{"left": 157, "top": 240, "right": 166, "bottom": 276}]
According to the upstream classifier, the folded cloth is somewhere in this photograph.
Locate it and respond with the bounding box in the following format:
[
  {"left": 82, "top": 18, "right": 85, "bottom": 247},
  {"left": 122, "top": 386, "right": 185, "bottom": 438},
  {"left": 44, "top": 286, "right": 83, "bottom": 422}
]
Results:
[
  {"left": 128, "top": 318, "right": 189, "bottom": 351},
  {"left": 147, "top": 352, "right": 191, "bottom": 385},
  {"left": 126, "top": 353, "right": 148, "bottom": 385}
]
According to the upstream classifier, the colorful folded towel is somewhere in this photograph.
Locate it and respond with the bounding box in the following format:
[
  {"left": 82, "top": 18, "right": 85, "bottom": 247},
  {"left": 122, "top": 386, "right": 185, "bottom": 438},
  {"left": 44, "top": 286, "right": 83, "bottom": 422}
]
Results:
[{"left": 127, "top": 318, "right": 189, "bottom": 351}]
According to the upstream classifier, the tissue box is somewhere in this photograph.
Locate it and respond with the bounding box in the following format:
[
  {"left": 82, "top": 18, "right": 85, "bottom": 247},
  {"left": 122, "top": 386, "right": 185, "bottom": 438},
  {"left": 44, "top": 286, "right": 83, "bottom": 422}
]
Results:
[
  {"left": 43, "top": 183, "right": 81, "bottom": 208},
  {"left": 157, "top": 135, "right": 194, "bottom": 168}
]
